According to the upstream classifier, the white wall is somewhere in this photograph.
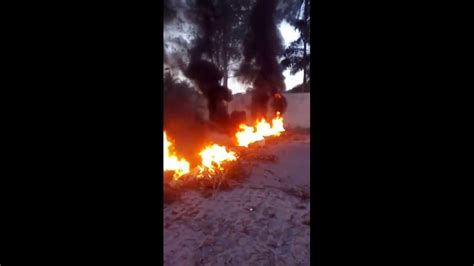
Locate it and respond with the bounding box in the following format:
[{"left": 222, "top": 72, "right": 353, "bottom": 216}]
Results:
[{"left": 228, "top": 93, "right": 310, "bottom": 129}]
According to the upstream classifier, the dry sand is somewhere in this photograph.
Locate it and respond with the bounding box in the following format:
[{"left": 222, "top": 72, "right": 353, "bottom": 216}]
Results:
[{"left": 164, "top": 134, "right": 310, "bottom": 266}]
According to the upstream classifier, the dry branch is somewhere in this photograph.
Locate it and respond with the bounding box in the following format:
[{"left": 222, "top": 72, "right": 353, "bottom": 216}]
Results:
[{"left": 163, "top": 159, "right": 254, "bottom": 204}]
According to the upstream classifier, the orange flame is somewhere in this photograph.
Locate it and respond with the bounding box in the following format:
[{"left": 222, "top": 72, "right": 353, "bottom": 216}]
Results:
[
  {"left": 163, "top": 113, "right": 284, "bottom": 181},
  {"left": 164, "top": 132, "right": 190, "bottom": 179},
  {"left": 235, "top": 124, "right": 265, "bottom": 147},
  {"left": 235, "top": 112, "right": 285, "bottom": 147},
  {"left": 198, "top": 144, "right": 237, "bottom": 178}
]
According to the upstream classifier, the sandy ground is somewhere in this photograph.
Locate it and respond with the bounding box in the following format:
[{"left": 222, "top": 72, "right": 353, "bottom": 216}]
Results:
[{"left": 164, "top": 134, "right": 310, "bottom": 266}]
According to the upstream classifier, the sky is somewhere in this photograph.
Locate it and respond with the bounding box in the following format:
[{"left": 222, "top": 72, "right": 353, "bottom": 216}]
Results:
[{"left": 228, "top": 20, "right": 304, "bottom": 94}]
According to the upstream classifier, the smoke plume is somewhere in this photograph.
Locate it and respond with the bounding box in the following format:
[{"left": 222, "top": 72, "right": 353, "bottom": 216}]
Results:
[
  {"left": 237, "top": 0, "right": 288, "bottom": 120},
  {"left": 163, "top": 72, "right": 210, "bottom": 166},
  {"left": 163, "top": 0, "right": 237, "bottom": 164},
  {"left": 182, "top": 0, "right": 235, "bottom": 131}
]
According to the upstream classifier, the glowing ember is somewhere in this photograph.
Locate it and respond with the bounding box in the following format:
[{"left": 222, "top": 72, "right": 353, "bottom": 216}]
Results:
[
  {"left": 198, "top": 144, "right": 237, "bottom": 178},
  {"left": 235, "top": 112, "right": 285, "bottom": 147},
  {"left": 164, "top": 132, "right": 190, "bottom": 179}
]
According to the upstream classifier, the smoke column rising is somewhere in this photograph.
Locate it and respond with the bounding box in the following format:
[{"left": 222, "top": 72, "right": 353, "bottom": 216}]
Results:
[
  {"left": 238, "top": 0, "right": 288, "bottom": 120},
  {"left": 183, "top": 0, "right": 234, "bottom": 129}
]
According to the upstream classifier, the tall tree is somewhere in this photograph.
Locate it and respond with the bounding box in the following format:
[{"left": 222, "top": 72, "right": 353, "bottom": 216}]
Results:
[
  {"left": 212, "top": 0, "right": 253, "bottom": 88},
  {"left": 166, "top": 0, "right": 253, "bottom": 88}
]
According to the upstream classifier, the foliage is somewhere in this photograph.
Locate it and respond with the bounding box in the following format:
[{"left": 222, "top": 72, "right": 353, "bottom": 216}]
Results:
[
  {"left": 279, "top": 0, "right": 310, "bottom": 86},
  {"left": 211, "top": 0, "right": 254, "bottom": 85}
]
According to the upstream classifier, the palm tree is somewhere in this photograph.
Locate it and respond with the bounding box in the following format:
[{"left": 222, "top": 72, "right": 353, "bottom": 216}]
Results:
[{"left": 280, "top": 0, "right": 310, "bottom": 91}]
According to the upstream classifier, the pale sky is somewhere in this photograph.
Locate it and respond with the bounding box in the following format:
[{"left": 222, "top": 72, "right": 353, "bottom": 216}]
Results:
[{"left": 228, "top": 20, "right": 304, "bottom": 94}]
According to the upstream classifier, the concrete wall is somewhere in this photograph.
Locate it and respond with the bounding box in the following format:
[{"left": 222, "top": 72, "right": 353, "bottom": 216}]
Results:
[{"left": 228, "top": 93, "right": 310, "bottom": 129}]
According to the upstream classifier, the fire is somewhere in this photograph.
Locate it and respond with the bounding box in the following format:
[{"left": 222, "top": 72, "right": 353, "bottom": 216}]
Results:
[
  {"left": 198, "top": 144, "right": 237, "bottom": 178},
  {"left": 163, "top": 132, "right": 190, "bottom": 179},
  {"left": 235, "top": 124, "right": 265, "bottom": 147},
  {"left": 270, "top": 112, "right": 285, "bottom": 136},
  {"left": 163, "top": 113, "right": 284, "bottom": 181},
  {"left": 235, "top": 112, "right": 285, "bottom": 147}
]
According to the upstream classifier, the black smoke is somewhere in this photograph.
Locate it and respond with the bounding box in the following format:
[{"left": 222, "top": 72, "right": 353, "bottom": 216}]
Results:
[
  {"left": 182, "top": 0, "right": 236, "bottom": 131},
  {"left": 184, "top": 60, "right": 233, "bottom": 127},
  {"left": 163, "top": 0, "right": 242, "bottom": 164},
  {"left": 237, "top": 0, "right": 288, "bottom": 120},
  {"left": 164, "top": 72, "right": 210, "bottom": 166}
]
